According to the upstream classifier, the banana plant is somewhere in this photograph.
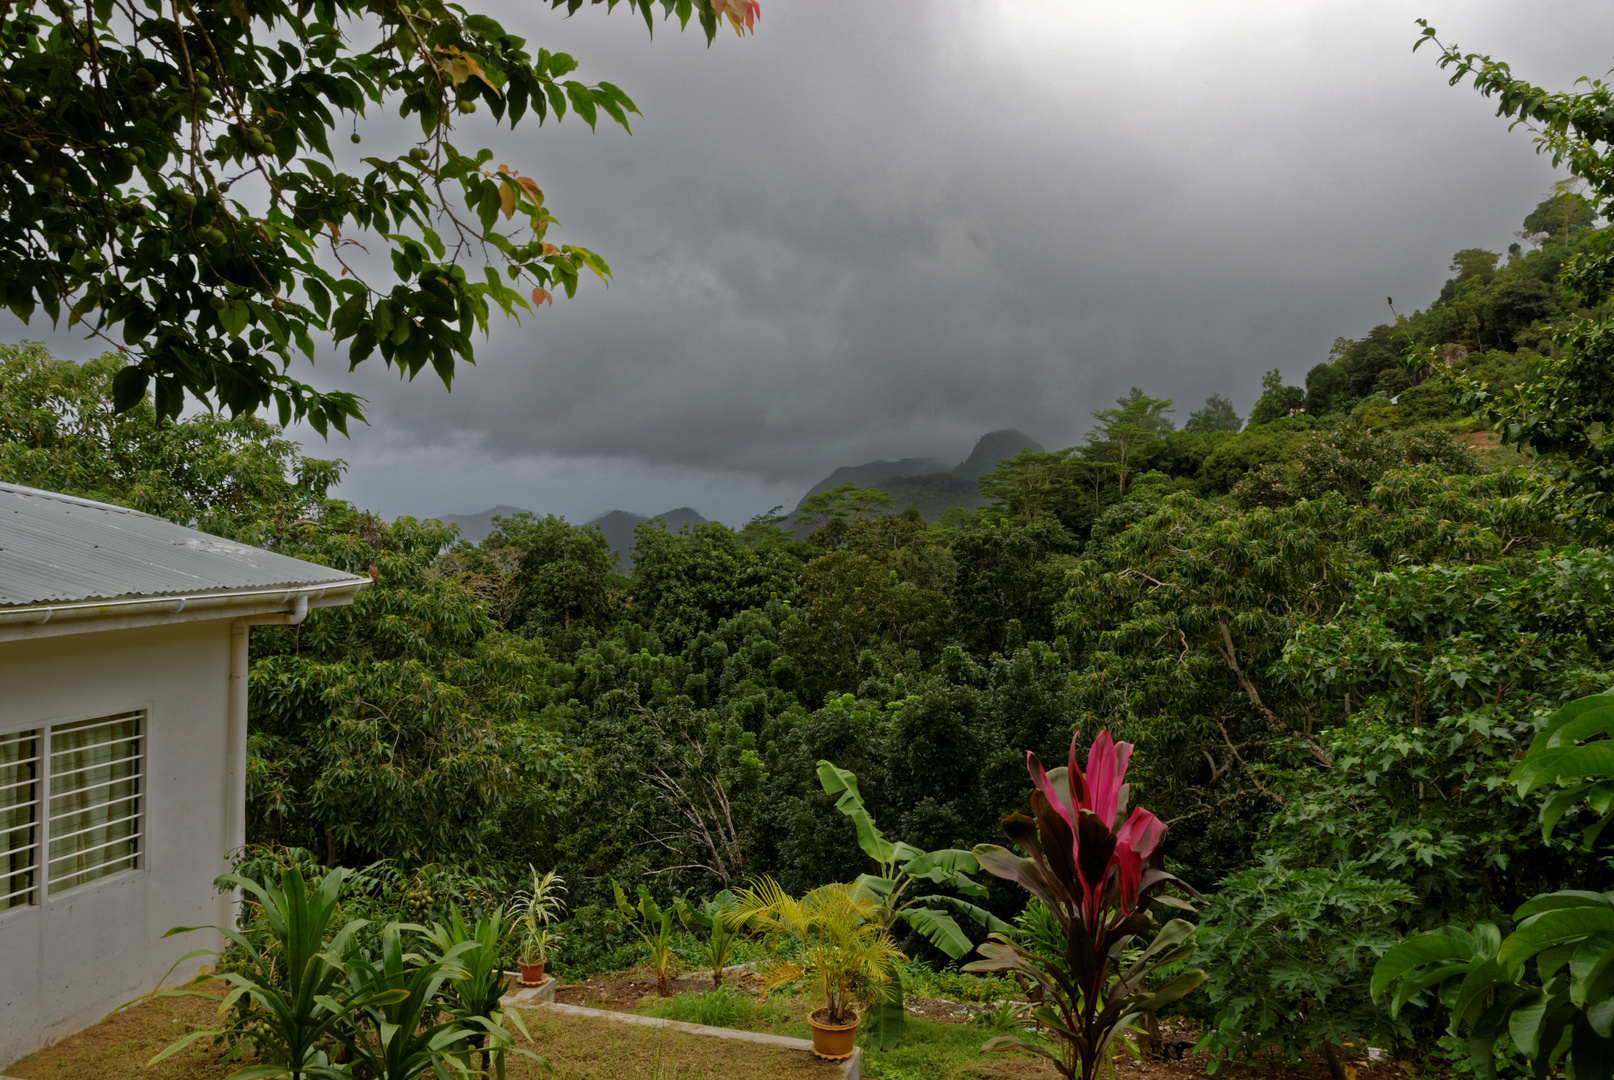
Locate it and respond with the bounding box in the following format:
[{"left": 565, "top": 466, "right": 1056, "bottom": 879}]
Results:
[
  {"left": 675, "top": 890, "right": 744, "bottom": 988},
  {"left": 1373, "top": 691, "right": 1614, "bottom": 1080},
  {"left": 149, "top": 864, "right": 405, "bottom": 1080},
  {"left": 816, "top": 759, "right": 1015, "bottom": 1049},
  {"left": 613, "top": 880, "right": 677, "bottom": 996}
]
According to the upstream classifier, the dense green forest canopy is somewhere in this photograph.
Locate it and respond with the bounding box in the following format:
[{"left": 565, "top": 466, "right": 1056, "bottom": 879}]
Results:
[{"left": 5, "top": 182, "right": 1614, "bottom": 1070}]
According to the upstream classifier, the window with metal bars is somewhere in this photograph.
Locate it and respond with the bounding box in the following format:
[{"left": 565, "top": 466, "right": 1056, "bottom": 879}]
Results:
[
  {"left": 1, "top": 729, "right": 38, "bottom": 910},
  {"left": 0, "top": 710, "right": 144, "bottom": 910}
]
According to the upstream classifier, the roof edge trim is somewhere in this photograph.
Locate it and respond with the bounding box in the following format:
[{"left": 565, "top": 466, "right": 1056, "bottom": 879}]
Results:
[{"left": 0, "top": 577, "right": 372, "bottom": 629}]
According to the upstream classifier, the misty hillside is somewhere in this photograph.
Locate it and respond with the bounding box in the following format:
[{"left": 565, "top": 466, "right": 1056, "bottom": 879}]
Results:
[
  {"left": 792, "top": 429, "right": 1043, "bottom": 527},
  {"left": 587, "top": 507, "right": 710, "bottom": 570},
  {"left": 438, "top": 430, "right": 1037, "bottom": 555},
  {"left": 437, "top": 504, "right": 531, "bottom": 545}
]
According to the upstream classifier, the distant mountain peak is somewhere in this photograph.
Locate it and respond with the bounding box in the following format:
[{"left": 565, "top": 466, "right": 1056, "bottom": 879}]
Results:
[
  {"left": 953, "top": 429, "right": 1044, "bottom": 479},
  {"left": 790, "top": 429, "right": 1043, "bottom": 527},
  {"left": 585, "top": 507, "right": 710, "bottom": 570},
  {"left": 437, "top": 505, "right": 534, "bottom": 544}
]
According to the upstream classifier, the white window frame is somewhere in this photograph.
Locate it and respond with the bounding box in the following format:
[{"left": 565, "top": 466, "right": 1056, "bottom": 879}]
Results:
[{"left": 0, "top": 708, "right": 147, "bottom": 913}]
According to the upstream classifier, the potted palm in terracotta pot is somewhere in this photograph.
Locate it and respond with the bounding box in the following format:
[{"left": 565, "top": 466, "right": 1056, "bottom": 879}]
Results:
[
  {"left": 729, "top": 879, "right": 904, "bottom": 1061},
  {"left": 510, "top": 866, "right": 566, "bottom": 985}
]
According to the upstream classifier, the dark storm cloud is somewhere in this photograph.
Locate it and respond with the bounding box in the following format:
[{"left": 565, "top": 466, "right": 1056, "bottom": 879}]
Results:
[
  {"left": 319, "top": 0, "right": 1614, "bottom": 504},
  {"left": 8, "top": 1, "right": 1613, "bottom": 522}
]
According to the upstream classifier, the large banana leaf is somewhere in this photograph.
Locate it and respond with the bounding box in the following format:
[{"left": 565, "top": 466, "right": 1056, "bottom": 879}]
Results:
[
  {"left": 865, "top": 966, "right": 905, "bottom": 1051},
  {"left": 817, "top": 760, "right": 903, "bottom": 868}
]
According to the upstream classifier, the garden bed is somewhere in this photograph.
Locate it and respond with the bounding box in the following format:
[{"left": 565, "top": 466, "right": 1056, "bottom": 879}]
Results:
[
  {"left": 2, "top": 983, "right": 839, "bottom": 1080},
  {"left": 1, "top": 974, "right": 1416, "bottom": 1080},
  {"left": 547, "top": 973, "right": 1416, "bottom": 1080}
]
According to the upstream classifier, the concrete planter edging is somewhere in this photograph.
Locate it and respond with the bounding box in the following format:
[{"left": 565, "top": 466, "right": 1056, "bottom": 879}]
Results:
[{"left": 523, "top": 1000, "right": 861, "bottom": 1080}]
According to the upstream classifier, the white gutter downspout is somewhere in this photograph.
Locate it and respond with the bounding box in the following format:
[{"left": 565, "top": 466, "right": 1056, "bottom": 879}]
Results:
[{"left": 225, "top": 593, "right": 310, "bottom": 865}]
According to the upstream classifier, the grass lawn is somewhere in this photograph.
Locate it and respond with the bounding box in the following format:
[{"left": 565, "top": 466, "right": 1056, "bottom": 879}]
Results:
[
  {"left": 637, "top": 988, "right": 1060, "bottom": 1080},
  {"left": 2, "top": 986, "right": 840, "bottom": 1080}
]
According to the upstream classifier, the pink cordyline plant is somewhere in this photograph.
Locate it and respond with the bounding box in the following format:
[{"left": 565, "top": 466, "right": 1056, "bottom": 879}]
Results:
[
  {"left": 966, "top": 731, "right": 1203, "bottom": 1080},
  {"left": 1026, "top": 731, "right": 1168, "bottom": 930}
]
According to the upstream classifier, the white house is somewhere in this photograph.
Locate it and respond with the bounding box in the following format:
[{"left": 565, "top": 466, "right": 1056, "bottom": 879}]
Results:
[{"left": 0, "top": 482, "right": 371, "bottom": 1065}]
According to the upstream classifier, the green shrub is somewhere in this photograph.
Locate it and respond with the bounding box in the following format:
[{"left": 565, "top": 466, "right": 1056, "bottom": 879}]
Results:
[{"left": 1194, "top": 859, "right": 1412, "bottom": 1079}]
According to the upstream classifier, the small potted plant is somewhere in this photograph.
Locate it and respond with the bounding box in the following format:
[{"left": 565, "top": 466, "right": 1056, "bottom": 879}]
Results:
[
  {"left": 729, "top": 878, "right": 904, "bottom": 1060},
  {"left": 510, "top": 866, "right": 567, "bottom": 985}
]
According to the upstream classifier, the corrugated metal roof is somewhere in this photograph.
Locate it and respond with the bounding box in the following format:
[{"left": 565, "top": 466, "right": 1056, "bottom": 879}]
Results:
[{"left": 0, "top": 482, "right": 362, "bottom": 608}]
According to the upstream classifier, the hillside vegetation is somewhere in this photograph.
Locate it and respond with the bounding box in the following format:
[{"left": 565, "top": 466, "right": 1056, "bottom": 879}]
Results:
[{"left": 4, "top": 190, "right": 1613, "bottom": 1076}]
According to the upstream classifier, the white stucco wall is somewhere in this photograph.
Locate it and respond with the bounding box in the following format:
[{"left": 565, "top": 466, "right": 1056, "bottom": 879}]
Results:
[{"left": 0, "top": 619, "right": 237, "bottom": 1068}]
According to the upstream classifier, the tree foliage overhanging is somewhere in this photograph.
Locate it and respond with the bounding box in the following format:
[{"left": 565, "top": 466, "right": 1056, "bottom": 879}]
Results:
[{"left": 0, "top": 0, "right": 756, "bottom": 431}]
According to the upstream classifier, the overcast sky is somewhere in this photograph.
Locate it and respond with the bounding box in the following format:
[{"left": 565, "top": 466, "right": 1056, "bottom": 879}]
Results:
[{"left": 11, "top": 1, "right": 1614, "bottom": 523}]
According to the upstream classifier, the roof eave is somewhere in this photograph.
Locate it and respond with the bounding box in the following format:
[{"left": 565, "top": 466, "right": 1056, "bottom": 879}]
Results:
[{"left": 0, "top": 577, "right": 372, "bottom": 643}]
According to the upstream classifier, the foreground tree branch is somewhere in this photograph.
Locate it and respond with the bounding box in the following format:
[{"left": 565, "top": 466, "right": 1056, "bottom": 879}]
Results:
[{"left": 0, "top": 0, "right": 758, "bottom": 431}]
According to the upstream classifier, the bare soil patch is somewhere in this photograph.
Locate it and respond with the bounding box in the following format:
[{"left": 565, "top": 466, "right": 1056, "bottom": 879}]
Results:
[{"left": 555, "top": 969, "right": 764, "bottom": 1011}]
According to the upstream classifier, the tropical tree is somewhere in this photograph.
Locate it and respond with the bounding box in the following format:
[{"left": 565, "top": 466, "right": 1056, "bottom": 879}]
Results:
[
  {"left": 509, "top": 515, "right": 618, "bottom": 634},
  {"left": 1185, "top": 393, "right": 1242, "bottom": 434},
  {"left": 247, "top": 508, "right": 559, "bottom": 867},
  {"left": 781, "top": 549, "right": 949, "bottom": 703},
  {"left": 947, "top": 518, "right": 1075, "bottom": 655},
  {"left": 1420, "top": 21, "right": 1614, "bottom": 531},
  {"left": 1523, "top": 190, "right": 1598, "bottom": 246},
  {"left": 629, "top": 520, "right": 799, "bottom": 650},
  {"left": 1084, "top": 388, "right": 1174, "bottom": 496},
  {"left": 1247, "top": 369, "right": 1306, "bottom": 426},
  {"left": 978, "top": 448, "right": 1080, "bottom": 526},
  {"left": 795, "top": 482, "right": 898, "bottom": 536},
  {"left": 0, "top": 0, "right": 758, "bottom": 430},
  {"left": 0, "top": 343, "right": 340, "bottom": 536}
]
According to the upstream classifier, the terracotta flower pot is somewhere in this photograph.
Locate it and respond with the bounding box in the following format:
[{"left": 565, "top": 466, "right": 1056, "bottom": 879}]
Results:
[
  {"left": 517, "top": 959, "right": 546, "bottom": 985},
  {"left": 808, "top": 1008, "right": 859, "bottom": 1061}
]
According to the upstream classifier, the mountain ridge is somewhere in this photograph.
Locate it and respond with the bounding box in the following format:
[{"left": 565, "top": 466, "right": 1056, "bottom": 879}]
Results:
[
  {"left": 437, "top": 428, "right": 1041, "bottom": 554},
  {"left": 790, "top": 429, "right": 1042, "bottom": 527}
]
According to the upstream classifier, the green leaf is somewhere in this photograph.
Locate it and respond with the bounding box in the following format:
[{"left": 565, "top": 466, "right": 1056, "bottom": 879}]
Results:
[
  {"left": 1508, "top": 988, "right": 1553, "bottom": 1058},
  {"left": 111, "top": 366, "right": 149, "bottom": 412},
  {"left": 1570, "top": 934, "right": 1614, "bottom": 1010},
  {"left": 865, "top": 967, "right": 904, "bottom": 1050},
  {"left": 815, "top": 760, "right": 896, "bottom": 866},
  {"left": 1373, "top": 929, "right": 1479, "bottom": 1002},
  {"left": 1529, "top": 695, "right": 1614, "bottom": 755},
  {"left": 219, "top": 301, "right": 250, "bottom": 337},
  {"left": 1501, "top": 907, "right": 1614, "bottom": 977},
  {"left": 331, "top": 292, "right": 367, "bottom": 342},
  {"left": 902, "top": 906, "right": 973, "bottom": 960}
]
